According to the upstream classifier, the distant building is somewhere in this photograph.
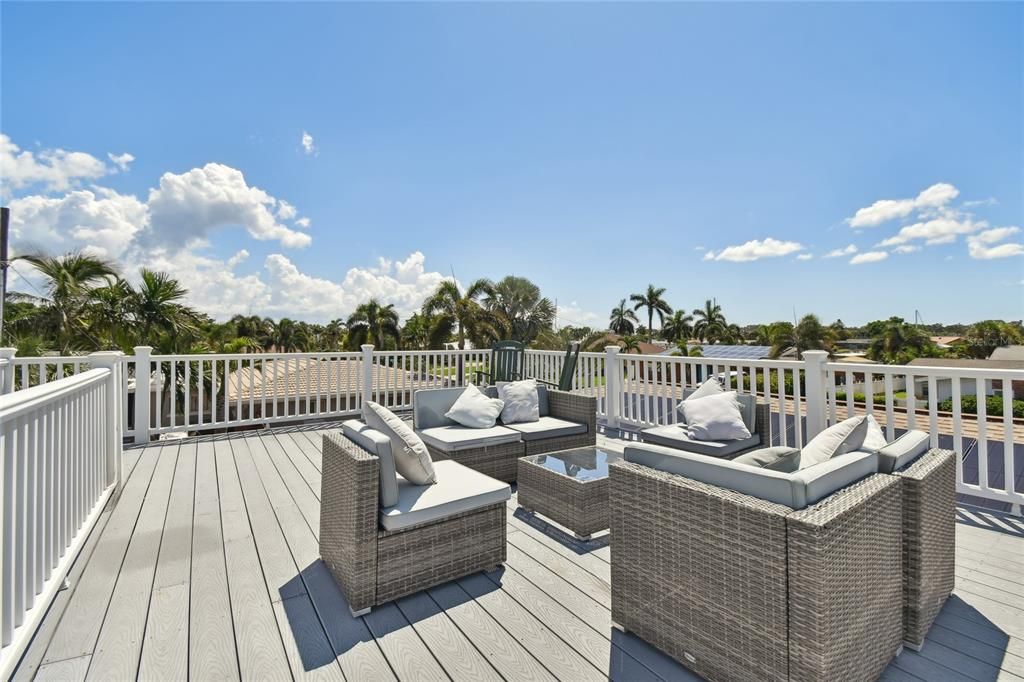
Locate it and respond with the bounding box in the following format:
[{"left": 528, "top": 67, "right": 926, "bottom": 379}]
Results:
[
  {"left": 836, "top": 338, "right": 872, "bottom": 352},
  {"left": 907, "top": 357, "right": 1024, "bottom": 402}
]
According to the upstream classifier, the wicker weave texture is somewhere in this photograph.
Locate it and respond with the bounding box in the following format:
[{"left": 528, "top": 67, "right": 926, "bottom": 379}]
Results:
[
  {"left": 320, "top": 432, "right": 380, "bottom": 612},
  {"left": 425, "top": 440, "right": 524, "bottom": 482},
  {"left": 518, "top": 458, "right": 609, "bottom": 537},
  {"left": 898, "top": 448, "right": 956, "bottom": 649},
  {"left": 610, "top": 461, "right": 792, "bottom": 682},
  {"left": 376, "top": 505, "right": 506, "bottom": 604},
  {"left": 787, "top": 474, "right": 904, "bottom": 681}
]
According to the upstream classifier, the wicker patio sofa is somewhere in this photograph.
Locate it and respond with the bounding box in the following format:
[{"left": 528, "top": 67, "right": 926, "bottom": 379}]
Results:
[
  {"left": 638, "top": 390, "right": 771, "bottom": 459},
  {"left": 877, "top": 437, "right": 956, "bottom": 650},
  {"left": 319, "top": 426, "right": 510, "bottom": 615},
  {"left": 610, "top": 443, "right": 904, "bottom": 682},
  {"left": 412, "top": 385, "right": 597, "bottom": 481}
]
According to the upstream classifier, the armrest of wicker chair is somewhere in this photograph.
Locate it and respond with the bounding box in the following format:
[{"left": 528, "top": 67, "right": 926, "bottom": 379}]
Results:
[
  {"left": 608, "top": 460, "right": 793, "bottom": 682},
  {"left": 547, "top": 389, "right": 597, "bottom": 434},
  {"left": 320, "top": 432, "right": 380, "bottom": 615},
  {"left": 786, "top": 473, "right": 904, "bottom": 680},
  {"left": 892, "top": 448, "right": 956, "bottom": 649}
]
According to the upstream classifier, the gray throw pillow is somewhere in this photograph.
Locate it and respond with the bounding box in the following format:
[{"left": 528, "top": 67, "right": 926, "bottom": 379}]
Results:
[
  {"left": 496, "top": 379, "right": 541, "bottom": 424},
  {"left": 798, "top": 416, "right": 869, "bottom": 470},
  {"left": 445, "top": 384, "right": 505, "bottom": 428},
  {"left": 362, "top": 401, "right": 436, "bottom": 484},
  {"left": 733, "top": 446, "right": 802, "bottom": 473},
  {"left": 675, "top": 378, "right": 724, "bottom": 420}
]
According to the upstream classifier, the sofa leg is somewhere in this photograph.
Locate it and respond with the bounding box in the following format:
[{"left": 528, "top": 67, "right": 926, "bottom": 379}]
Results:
[
  {"left": 574, "top": 532, "right": 592, "bottom": 542},
  {"left": 349, "top": 605, "right": 371, "bottom": 618},
  {"left": 611, "top": 621, "right": 627, "bottom": 633}
]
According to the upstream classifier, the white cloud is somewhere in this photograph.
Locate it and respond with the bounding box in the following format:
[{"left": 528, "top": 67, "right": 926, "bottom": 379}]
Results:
[
  {"left": 892, "top": 245, "right": 921, "bottom": 254},
  {"left": 107, "top": 152, "right": 135, "bottom": 172},
  {"left": 294, "top": 217, "right": 311, "bottom": 228},
  {"left": 969, "top": 226, "right": 1019, "bottom": 245},
  {"left": 703, "top": 238, "right": 804, "bottom": 262},
  {"left": 877, "top": 216, "right": 985, "bottom": 247},
  {"left": 966, "top": 227, "right": 1024, "bottom": 260},
  {"left": 963, "top": 197, "right": 997, "bottom": 208},
  {"left": 145, "top": 163, "right": 312, "bottom": 248},
  {"left": 823, "top": 244, "right": 858, "bottom": 258},
  {"left": 850, "top": 251, "right": 888, "bottom": 265},
  {"left": 795, "top": 253, "right": 813, "bottom": 261},
  {"left": 301, "top": 131, "right": 316, "bottom": 155},
  {"left": 557, "top": 302, "right": 601, "bottom": 327},
  {"left": 275, "top": 200, "right": 297, "bottom": 220},
  {"left": 1, "top": 133, "right": 110, "bottom": 194},
  {"left": 847, "top": 182, "right": 959, "bottom": 228}
]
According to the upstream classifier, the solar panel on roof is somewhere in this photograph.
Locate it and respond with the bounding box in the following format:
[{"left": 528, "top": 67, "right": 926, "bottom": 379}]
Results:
[{"left": 693, "top": 345, "right": 772, "bottom": 360}]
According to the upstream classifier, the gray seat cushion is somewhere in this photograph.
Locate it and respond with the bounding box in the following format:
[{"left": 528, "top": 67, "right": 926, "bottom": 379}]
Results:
[
  {"left": 504, "top": 416, "right": 587, "bottom": 442},
  {"left": 417, "top": 424, "right": 522, "bottom": 452},
  {"left": 624, "top": 443, "right": 878, "bottom": 509},
  {"left": 877, "top": 430, "right": 931, "bottom": 474},
  {"left": 733, "top": 446, "right": 802, "bottom": 473},
  {"left": 380, "top": 460, "right": 511, "bottom": 531},
  {"left": 342, "top": 420, "right": 400, "bottom": 507},
  {"left": 414, "top": 385, "right": 550, "bottom": 429},
  {"left": 639, "top": 424, "right": 761, "bottom": 458}
]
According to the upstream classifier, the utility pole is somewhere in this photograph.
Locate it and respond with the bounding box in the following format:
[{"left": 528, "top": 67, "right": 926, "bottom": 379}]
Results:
[{"left": 0, "top": 207, "right": 9, "bottom": 344}]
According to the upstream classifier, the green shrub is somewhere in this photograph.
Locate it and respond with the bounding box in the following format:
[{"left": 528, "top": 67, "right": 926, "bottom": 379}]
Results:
[{"left": 937, "top": 394, "right": 1024, "bottom": 419}]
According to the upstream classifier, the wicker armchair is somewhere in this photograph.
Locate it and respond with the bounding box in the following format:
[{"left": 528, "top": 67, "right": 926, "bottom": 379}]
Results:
[
  {"left": 610, "top": 459, "right": 903, "bottom": 681},
  {"left": 891, "top": 448, "right": 956, "bottom": 650},
  {"left": 319, "top": 432, "right": 507, "bottom": 615}
]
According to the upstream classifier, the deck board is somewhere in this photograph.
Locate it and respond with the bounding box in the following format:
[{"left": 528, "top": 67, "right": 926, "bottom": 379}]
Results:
[{"left": 16, "top": 424, "right": 1024, "bottom": 682}]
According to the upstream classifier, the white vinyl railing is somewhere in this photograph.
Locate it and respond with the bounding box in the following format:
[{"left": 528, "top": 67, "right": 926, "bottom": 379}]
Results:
[
  {"left": 0, "top": 357, "right": 123, "bottom": 677},
  {"left": 1, "top": 345, "right": 1020, "bottom": 512}
]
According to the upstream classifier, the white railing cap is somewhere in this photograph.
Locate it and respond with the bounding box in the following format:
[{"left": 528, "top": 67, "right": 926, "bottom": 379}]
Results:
[{"left": 0, "top": 368, "right": 111, "bottom": 421}]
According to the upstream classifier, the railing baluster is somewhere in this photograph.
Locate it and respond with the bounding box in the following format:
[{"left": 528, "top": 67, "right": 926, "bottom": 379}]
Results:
[{"left": 976, "top": 380, "right": 988, "bottom": 491}]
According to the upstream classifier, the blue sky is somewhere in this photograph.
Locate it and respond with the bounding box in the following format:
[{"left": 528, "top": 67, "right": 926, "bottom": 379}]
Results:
[{"left": 2, "top": 1, "right": 1021, "bottom": 327}]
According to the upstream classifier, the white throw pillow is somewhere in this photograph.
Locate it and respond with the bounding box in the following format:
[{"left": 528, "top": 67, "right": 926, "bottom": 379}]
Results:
[
  {"left": 362, "top": 401, "right": 436, "bottom": 484},
  {"left": 676, "top": 378, "right": 724, "bottom": 420},
  {"left": 445, "top": 384, "right": 505, "bottom": 429},
  {"left": 862, "top": 414, "right": 888, "bottom": 452},
  {"left": 679, "top": 391, "right": 752, "bottom": 441},
  {"left": 798, "top": 416, "right": 869, "bottom": 470},
  {"left": 496, "top": 379, "right": 541, "bottom": 424}
]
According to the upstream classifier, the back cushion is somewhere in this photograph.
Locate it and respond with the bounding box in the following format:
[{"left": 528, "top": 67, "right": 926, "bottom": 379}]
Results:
[
  {"left": 798, "top": 416, "right": 869, "bottom": 469},
  {"left": 484, "top": 384, "right": 549, "bottom": 417},
  {"left": 342, "top": 420, "right": 400, "bottom": 507},
  {"left": 413, "top": 387, "right": 467, "bottom": 429}
]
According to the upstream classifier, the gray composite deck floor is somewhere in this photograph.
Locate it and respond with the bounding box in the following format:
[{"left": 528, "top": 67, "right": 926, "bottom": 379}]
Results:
[{"left": 12, "top": 424, "right": 1024, "bottom": 682}]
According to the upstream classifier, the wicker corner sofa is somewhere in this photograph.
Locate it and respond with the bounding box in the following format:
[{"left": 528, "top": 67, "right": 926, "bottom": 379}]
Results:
[
  {"left": 319, "top": 430, "right": 509, "bottom": 616},
  {"left": 610, "top": 446, "right": 905, "bottom": 681},
  {"left": 412, "top": 385, "right": 597, "bottom": 481}
]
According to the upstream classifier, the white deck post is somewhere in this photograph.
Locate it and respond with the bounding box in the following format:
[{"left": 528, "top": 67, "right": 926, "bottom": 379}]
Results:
[
  {"left": 89, "top": 351, "right": 125, "bottom": 492},
  {"left": 133, "top": 346, "right": 153, "bottom": 444},
  {"left": 802, "top": 350, "right": 829, "bottom": 440},
  {"left": 362, "top": 344, "right": 375, "bottom": 407},
  {"left": 0, "top": 348, "right": 14, "bottom": 394},
  {"left": 605, "top": 345, "right": 621, "bottom": 429}
]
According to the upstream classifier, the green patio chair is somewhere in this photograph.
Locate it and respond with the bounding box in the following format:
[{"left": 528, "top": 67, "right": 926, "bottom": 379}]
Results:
[
  {"left": 474, "top": 340, "right": 525, "bottom": 385},
  {"left": 531, "top": 341, "right": 580, "bottom": 392}
]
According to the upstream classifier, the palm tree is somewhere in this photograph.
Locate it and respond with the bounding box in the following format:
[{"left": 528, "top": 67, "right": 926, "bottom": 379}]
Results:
[
  {"left": 629, "top": 285, "right": 672, "bottom": 342},
  {"left": 323, "top": 319, "right": 347, "bottom": 350},
  {"left": 483, "top": 276, "right": 556, "bottom": 345},
  {"left": 769, "top": 314, "right": 834, "bottom": 359},
  {"left": 618, "top": 334, "right": 641, "bottom": 353},
  {"left": 21, "top": 252, "right": 117, "bottom": 352},
  {"left": 867, "top": 318, "right": 935, "bottom": 364},
  {"left": 347, "top": 300, "right": 401, "bottom": 349},
  {"left": 230, "top": 314, "right": 270, "bottom": 346},
  {"left": 421, "top": 279, "right": 493, "bottom": 350},
  {"left": 265, "top": 318, "right": 308, "bottom": 352},
  {"left": 400, "top": 313, "right": 433, "bottom": 350},
  {"left": 131, "top": 269, "right": 199, "bottom": 345},
  {"left": 608, "top": 299, "right": 639, "bottom": 335},
  {"left": 89, "top": 278, "right": 135, "bottom": 349},
  {"left": 661, "top": 310, "right": 694, "bottom": 344},
  {"left": 692, "top": 299, "right": 729, "bottom": 343}
]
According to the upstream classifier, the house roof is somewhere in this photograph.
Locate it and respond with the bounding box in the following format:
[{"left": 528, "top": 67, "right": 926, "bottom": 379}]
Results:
[
  {"left": 930, "top": 336, "right": 962, "bottom": 347},
  {"left": 907, "top": 357, "right": 1024, "bottom": 371},
  {"left": 989, "top": 345, "right": 1024, "bottom": 362},
  {"left": 226, "top": 357, "right": 419, "bottom": 401}
]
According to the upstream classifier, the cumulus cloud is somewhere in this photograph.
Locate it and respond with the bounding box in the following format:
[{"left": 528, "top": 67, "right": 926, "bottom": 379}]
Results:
[
  {"left": 795, "top": 253, "right": 813, "bottom": 261},
  {"left": 703, "top": 238, "right": 804, "bottom": 262},
  {"left": 295, "top": 217, "right": 311, "bottom": 228},
  {"left": 557, "top": 302, "right": 601, "bottom": 327},
  {"left": 107, "top": 152, "right": 135, "bottom": 172},
  {"left": 892, "top": 245, "right": 921, "bottom": 254},
  {"left": 966, "top": 227, "right": 1024, "bottom": 260},
  {"left": 1, "top": 133, "right": 112, "bottom": 194},
  {"left": 823, "top": 244, "right": 858, "bottom": 258},
  {"left": 145, "top": 163, "right": 312, "bottom": 248},
  {"left": 847, "top": 182, "right": 959, "bottom": 228},
  {"left": 877, "top": 216, "right": 986, "bottom": 247},
  {"left": 850, "top": 251, "right": 888, "bottom": 265},
  {"left": 301, "top": 131, "right": 316, "bottom": 155}
]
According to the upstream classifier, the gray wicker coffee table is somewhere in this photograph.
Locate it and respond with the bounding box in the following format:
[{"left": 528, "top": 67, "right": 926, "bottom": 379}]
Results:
[{"left": 517, "top": 447, "right": 620, "bottom": 540}]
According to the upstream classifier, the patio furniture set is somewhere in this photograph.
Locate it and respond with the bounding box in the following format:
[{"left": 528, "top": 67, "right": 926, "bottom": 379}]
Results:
[{"left": 318, "top": 344, "right": 955, "bottom": 681}]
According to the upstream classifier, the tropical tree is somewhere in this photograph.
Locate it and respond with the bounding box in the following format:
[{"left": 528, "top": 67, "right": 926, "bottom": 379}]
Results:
[
  {"left": 347, "top": 300, "right": 400, "bottom": 349},
  {"left": 629, "top": 284, "right": 672, "bottom": 342},
  {"left": 265, "top": 317, "right": 309, "bottom": 352},
  {"left": 768, "top": 314, "right": 835, "bottom": 359},
  {"left": 609, "top": 299, "right": 639, "bottom": 335},
  {"left": 323, "top": 318, "right": 347, "bottom": 350},
  {"left": 21, "top": 252, "right": 117, "bottom": 352},
  {"left": 132, "top": 268, "right": 200, "bottom": 345},
  {"left": 421, "top": 279, "right": 494, "bottom": 350},
  {"left": 866, "top": 317, "right": 936, "bottom": 364},
  {"left": 661, "top": 310, "right": 694, "bottom": 344},
  {"left": 956, "top": 320, "right": 1024, "bottom": 359},
  {"left": 483, "top": 276, "right": 556, "bottom": 345},
  {"left": 89, "top": 278, "right": 135, "bottom": 349},
  {"left": 692, "top": 299, "right": 729, "bottom": 343},
  {"left": 618, "top": 334, "right": 641, "bottom": 353},
  {"left": 400, "top": 312, "right": 434, "bottom": 350}
]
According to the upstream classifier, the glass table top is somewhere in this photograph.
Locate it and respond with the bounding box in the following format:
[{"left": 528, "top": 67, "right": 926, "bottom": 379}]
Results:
[{"left": 521, "top": 447, "right": 621, "bottom": 481}]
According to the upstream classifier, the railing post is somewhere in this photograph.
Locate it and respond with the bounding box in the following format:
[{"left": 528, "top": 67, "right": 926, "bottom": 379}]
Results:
[
  {"left": 89, "top": 351, "right": 125, "bottom": 493},
  {"left": 802, "top": 350, "right": 829, "bottom": 439},
  {"left": 133, "top": 346, "right": 152, "bottom": 444},
  {"left": 361, "top": 344, "right": 375, "bottom": 406},
  {"left": 0, "top": 347, "right": 14, "bottom": 394},
  {"left": 605, "top": 345, "right": 621, "bottom": 430}
]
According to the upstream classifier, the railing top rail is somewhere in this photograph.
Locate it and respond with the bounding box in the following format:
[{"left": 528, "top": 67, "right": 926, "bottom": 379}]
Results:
[
  {"left": 11, "top": 355, "right": 91, "bottom": 363},
  {"left": 826, "top": 361, "right": 1024, "bottom": 379},
  {"left": 0, "top": 368, "right": 110, "bottom": 421}
]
